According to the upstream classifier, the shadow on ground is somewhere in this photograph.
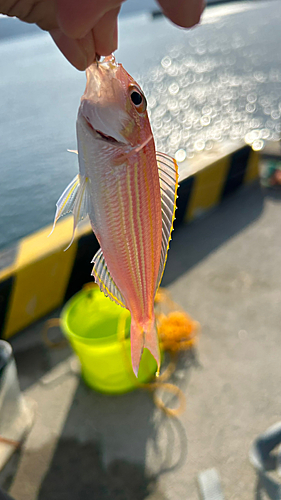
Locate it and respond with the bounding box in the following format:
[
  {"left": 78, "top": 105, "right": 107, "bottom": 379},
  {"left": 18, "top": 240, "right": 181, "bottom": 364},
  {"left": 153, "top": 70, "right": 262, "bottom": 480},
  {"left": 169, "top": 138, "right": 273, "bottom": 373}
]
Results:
[
  {"left": 10, "top": 311, "right": 72, "bottom": 392},
  {"left": 37, "top": 438, "right": 157, "bottom": 500},
  {"left": 35, "top": 367, "right": 191, "bottom": 500},
  {"left": 0, "top": 352, "right": 197, "bottom": 500}
]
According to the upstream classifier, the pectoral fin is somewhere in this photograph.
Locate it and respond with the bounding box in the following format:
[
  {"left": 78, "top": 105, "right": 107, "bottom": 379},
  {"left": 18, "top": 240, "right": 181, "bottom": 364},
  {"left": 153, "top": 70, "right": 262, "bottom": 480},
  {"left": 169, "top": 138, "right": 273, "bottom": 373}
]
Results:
[
  {"left": 155, "top": 152, "right": 179, "bottom": 291},
  {"left": 50, "top": 174, "right": 91, "bottom": 250},
  {"left": 91, "top": 248, "right": 126, "bottom": 308}
]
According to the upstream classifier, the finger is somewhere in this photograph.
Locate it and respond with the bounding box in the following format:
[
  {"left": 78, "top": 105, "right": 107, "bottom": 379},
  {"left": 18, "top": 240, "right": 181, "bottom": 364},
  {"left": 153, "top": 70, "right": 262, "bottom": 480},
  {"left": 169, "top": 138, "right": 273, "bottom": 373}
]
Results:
[
  {"left": 1, "top": 0, "right": 57, "bottom": 31},
  {"left": 93, "top": 6, "right": 119, "bottom": 56},
  {"left": 50, "top": 28, "right": 96, "bottom": 71},
  {"left": 56, "top": 0, "right": 124, "bottom": 39},
  {"left": 157, "top": 0, "right": 205, "bottom": 28}
]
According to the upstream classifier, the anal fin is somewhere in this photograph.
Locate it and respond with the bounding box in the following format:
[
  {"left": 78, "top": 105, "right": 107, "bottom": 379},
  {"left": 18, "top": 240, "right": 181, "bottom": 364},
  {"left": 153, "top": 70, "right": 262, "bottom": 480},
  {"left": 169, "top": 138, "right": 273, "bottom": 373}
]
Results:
[{"left": 91, "top": 248, "right": 126, "bottom": 308}]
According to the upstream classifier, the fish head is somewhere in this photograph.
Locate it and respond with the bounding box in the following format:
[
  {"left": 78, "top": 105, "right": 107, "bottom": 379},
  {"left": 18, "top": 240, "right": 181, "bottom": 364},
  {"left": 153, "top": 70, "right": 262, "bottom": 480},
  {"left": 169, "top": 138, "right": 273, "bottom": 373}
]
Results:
[{"left": 78, "top": 55, "right": 151, "bottom": 148}]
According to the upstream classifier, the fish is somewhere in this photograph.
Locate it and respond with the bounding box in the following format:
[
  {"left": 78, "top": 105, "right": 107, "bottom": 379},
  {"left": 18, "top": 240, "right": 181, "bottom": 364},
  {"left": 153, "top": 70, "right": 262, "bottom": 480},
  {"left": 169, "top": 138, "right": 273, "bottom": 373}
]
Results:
[{"left": 52, "top": 55, "right": 178, "bottom": 376}]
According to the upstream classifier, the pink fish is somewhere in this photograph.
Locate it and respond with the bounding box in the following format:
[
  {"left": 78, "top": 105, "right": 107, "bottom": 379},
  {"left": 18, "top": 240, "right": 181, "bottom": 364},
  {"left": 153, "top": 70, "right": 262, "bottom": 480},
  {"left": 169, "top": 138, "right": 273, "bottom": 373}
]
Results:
[{"left": 52, "top": 55, "right": 178, "bottom": 376}]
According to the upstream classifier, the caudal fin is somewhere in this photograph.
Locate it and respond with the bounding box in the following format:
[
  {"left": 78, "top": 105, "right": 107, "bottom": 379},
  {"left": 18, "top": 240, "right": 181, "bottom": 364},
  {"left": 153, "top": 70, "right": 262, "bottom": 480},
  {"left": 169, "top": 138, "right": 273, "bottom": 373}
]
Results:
[
  {"left": 130, "top": 318, "right": 160, "bottom": 377},
  {"left": 130, "top": 320, "right": 144, "bottom": 377},
  {"left": 144, "top": 320, "right": 160, "bottom": 374}
]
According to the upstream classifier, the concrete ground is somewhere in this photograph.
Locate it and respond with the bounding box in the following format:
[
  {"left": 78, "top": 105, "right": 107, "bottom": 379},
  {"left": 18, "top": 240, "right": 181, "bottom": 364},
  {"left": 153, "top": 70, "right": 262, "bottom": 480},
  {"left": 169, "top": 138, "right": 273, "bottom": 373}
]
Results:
[{"left": 1, "top": 181, "right": 281, "bottom": 500}]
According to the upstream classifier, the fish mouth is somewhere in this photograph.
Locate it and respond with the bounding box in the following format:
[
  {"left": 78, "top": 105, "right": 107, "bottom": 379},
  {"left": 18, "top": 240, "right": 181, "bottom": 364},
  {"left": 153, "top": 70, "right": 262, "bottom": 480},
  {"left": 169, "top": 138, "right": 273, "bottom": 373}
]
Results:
[
  {"left": 84, "top": 116, "right": 126, "bottom": 146},
  {"left": 95, "top": 129, "right": 119, "bottom": 144}
]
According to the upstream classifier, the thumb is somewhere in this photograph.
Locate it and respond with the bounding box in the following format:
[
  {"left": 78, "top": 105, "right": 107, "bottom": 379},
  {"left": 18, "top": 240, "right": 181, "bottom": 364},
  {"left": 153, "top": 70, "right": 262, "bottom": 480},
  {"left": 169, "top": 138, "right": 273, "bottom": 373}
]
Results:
[
  {"left": 50, "top": 28, "right": 96, "bottom": 70},
  {"left": 157, "top": 0, "right": 205, "bottom": 28}
]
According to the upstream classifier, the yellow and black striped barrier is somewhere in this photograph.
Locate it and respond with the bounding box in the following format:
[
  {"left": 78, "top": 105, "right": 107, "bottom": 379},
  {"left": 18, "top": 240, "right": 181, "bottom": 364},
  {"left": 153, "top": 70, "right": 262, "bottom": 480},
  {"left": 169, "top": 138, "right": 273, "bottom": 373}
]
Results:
[
  {"left": 175, "top": 141, "right": 259, "bottom": 227},
  {"left": 0, "top": 142, "right": 259, "bottom": 339}
]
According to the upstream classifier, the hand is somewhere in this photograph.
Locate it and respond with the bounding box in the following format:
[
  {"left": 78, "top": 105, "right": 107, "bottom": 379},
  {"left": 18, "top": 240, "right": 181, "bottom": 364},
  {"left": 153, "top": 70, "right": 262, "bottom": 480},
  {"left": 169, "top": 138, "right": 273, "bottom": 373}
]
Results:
[{"left": 0, "top": 0, "right": 205, "bottom": 71}]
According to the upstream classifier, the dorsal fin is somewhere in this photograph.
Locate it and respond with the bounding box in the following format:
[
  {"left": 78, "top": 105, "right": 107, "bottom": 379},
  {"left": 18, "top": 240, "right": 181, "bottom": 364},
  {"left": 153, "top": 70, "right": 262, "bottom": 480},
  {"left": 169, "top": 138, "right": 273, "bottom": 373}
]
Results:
[
  {"left": 91, "top": 248, "right": 126, "bottom": 308},
  {"left": 155, "top": 152, "right": 179, "bottom": 292}
]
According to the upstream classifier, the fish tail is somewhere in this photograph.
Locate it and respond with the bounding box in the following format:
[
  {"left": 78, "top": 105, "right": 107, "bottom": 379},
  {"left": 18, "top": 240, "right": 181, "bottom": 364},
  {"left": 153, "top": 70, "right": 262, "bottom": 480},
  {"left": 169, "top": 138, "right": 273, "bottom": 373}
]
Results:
[
  {"left": 130, "top": 317, "right": 160, "bottom": 377},
  {"left": 130, "top": 319, "right": 145, "bottom": 377},
  {"left": 144, "top": 318, "right": 160, "bottom": 374}
]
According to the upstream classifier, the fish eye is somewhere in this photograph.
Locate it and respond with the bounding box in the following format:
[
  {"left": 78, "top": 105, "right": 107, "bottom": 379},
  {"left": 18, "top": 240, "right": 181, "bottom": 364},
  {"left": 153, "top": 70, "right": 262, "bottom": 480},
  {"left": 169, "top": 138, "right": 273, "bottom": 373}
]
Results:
[
  {"left": 131, "top": 91, "right": 142, "bottom": 106},
  {"left": 129, "top": 84, "right": 147, "bottom": 113}
]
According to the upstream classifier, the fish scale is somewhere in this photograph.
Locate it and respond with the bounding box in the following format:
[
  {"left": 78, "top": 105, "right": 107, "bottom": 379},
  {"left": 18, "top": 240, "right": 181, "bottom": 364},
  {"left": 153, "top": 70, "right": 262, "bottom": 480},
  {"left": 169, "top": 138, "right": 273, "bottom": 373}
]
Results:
[
  {"left": 102, "top": 153, "right": 160, "bottom": 318},
  {"left": 52, "top": 55, "right": 178, "bottom": 376}
]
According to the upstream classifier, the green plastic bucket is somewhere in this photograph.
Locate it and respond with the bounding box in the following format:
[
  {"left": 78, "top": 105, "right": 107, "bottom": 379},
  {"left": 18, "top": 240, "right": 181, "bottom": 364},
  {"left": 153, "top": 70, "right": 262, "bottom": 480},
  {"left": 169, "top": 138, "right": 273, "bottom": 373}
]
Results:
[{"left": 60, "top": 287, "right": 157, "bottom": 394}]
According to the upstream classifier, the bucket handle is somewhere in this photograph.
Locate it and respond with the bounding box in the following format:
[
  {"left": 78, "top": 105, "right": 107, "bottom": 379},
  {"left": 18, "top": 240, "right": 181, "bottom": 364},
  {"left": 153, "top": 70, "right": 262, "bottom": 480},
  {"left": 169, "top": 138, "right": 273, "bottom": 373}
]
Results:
[
  {"left": 42, "top": 319, "right": 68, "bottom": 349},
  {"left": 42, "top": 312, "right": 187, "bottom": 417}
]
